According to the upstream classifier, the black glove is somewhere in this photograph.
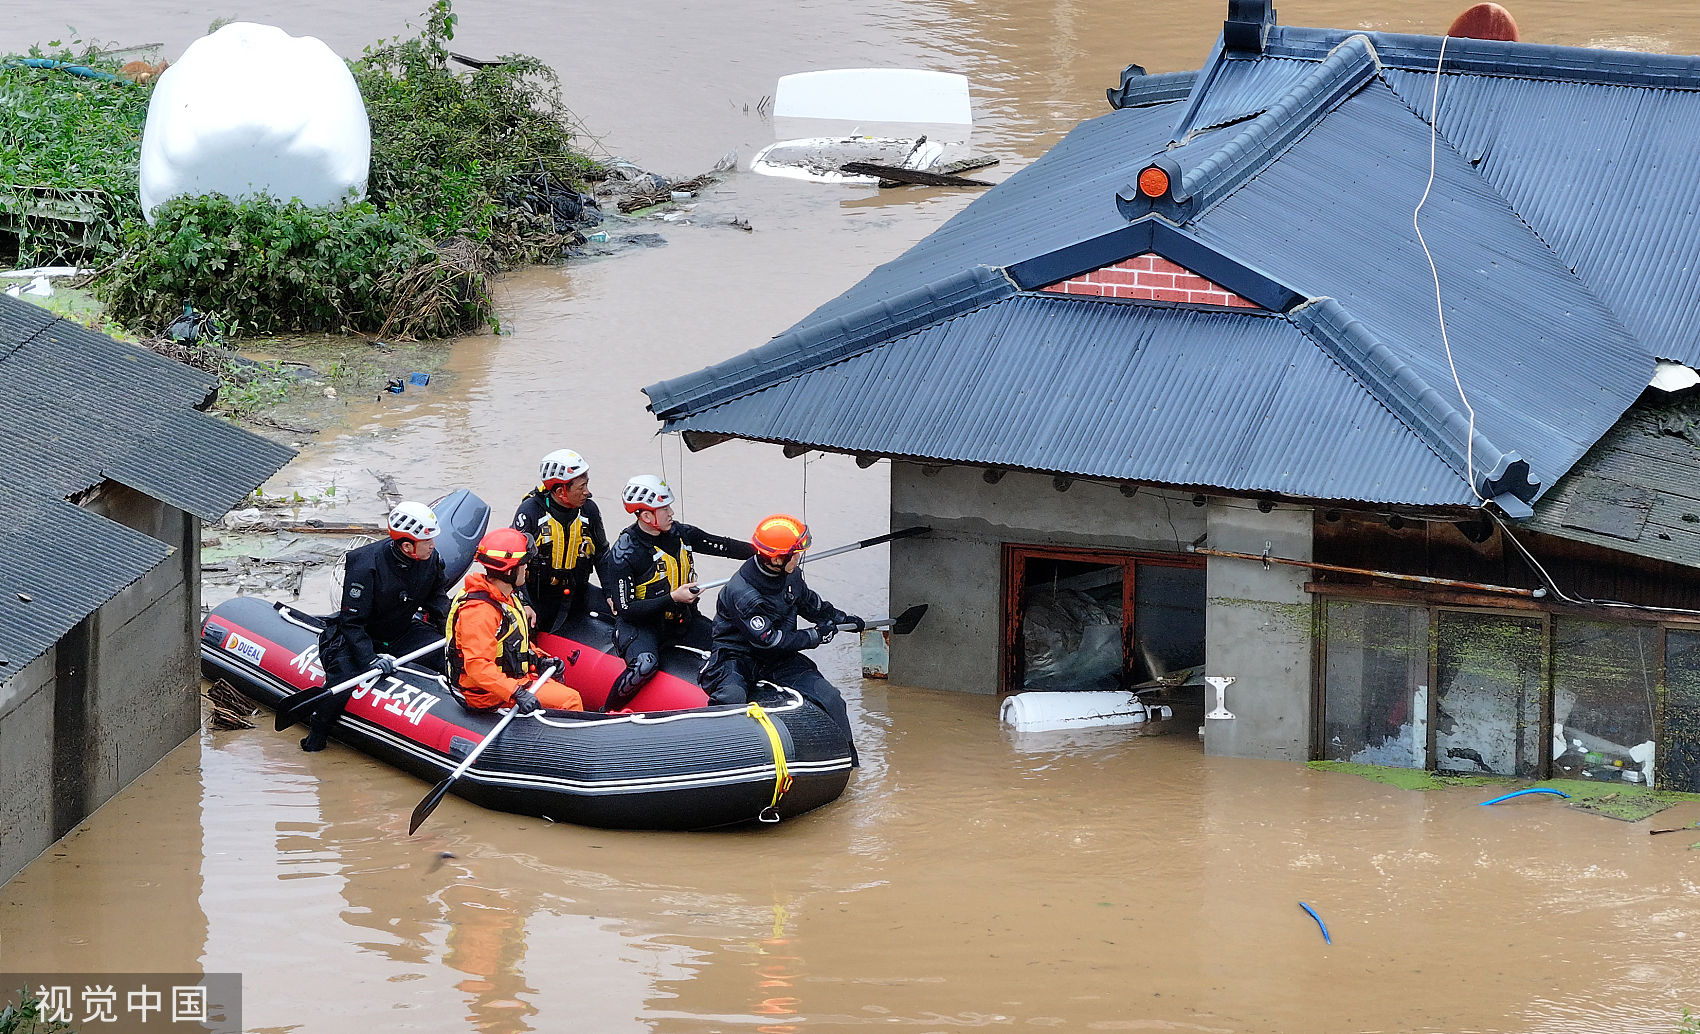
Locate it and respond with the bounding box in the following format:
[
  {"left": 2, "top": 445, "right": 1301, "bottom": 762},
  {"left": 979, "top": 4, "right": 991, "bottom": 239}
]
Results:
[
  {"left": 840, "top": 613, "right": 866, "bottom": 633},
  {"left": 373, "top": 654, "right": 398, "bottom": 677},
  {"left": 814, "top": 623, "right": 837, "bottom": 646},
  {"left": 511, "top": 688, "right": 541, "bottom": 715}
]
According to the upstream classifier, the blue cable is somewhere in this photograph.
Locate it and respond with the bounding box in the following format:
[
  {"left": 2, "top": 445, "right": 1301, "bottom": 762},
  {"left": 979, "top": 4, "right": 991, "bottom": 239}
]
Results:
[
  {"left": 1480, "top": 787, "right": 1571, "bottom": 806},
  {"left": 1299, "top": 901, "right": 1331, "bottom": 944},
  {"left": 3, "top": 58, "right": 122, "bottom": 82}
]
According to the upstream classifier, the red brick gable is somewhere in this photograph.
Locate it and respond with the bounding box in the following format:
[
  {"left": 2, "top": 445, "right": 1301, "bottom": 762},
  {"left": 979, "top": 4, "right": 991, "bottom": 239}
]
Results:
[{"left": 1039, "top": 253, "right": 1260, "bottom": 309}]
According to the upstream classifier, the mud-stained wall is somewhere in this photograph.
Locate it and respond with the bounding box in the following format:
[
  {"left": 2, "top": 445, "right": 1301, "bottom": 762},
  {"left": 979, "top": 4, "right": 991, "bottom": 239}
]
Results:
[
  {"left": 0, "top": 485, "right": 199, "bottom": 886},
  {"left": 0, "top": 652, "right": 56, "bottom": 881},
  {"left": 1203, "top": 502, "right": 1314, "bottom": 761},
  {"left": 887, "top": 462, "right": 1206, "bottom": 694}
]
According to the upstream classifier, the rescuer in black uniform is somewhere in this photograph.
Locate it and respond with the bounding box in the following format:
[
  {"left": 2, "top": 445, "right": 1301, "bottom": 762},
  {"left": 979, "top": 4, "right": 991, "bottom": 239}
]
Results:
[
  {"left": 510, "top": 448, "right": 614, "bottom": 634},
  {"left": 601, "top": 474, "right": 754, "bottom": 712},
  {"left": 300, "top": 500, "right": 453, "bottom": 752},
  {"left": 699, "top": 513, "right": 864, "bottom": 766}
]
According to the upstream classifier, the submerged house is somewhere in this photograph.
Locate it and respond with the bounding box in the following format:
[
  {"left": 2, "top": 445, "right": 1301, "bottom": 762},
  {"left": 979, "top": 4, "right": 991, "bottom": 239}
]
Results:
[
  {"left": 0, "top": 295, "right": 293, "bottom": 884},
  {"left": 644, "top": 1, "right": 1700, "bottom": 791}
]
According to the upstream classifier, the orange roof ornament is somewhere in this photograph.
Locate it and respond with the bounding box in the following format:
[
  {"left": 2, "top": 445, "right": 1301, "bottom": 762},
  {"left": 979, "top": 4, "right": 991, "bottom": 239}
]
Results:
[{"left": 1447, "top": 3, "right": 1520, "bottom": 43}]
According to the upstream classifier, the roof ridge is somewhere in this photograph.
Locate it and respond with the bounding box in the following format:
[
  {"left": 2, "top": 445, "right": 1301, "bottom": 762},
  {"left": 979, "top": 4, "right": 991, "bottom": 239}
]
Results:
[
  {"left": 1267, "top": 25, "right": 1700, "bottom": 91},
  {"left": 1289, "top": 297, "right": 1541, "bottom": 512},
  {"left": 1126, "top": 35, "right": 1381, "bottom": 224},
  {"left": 1180, "top": 34, "right": 1381, "bottom": 212},
  {"left": 1106, "top": 67, "right": 1198, "bottom": 111},
  {"left": 644, "top": 265, "right": 1017, "bottom": 420}
]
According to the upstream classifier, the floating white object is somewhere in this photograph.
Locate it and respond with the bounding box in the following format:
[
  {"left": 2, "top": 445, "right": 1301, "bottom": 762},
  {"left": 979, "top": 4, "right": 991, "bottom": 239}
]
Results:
[
  {"left": 139, "top": 22, "right": 370, "bottom": 221},
  {"left": 0, "top": 266, "right": 90, "bottom": 279},
  {"left": 3, "top": 276, "right": 52, "bottom": 298},
  {"left": 755, "top": 68, "right": 972, "bottom": 186},
  {"left": 999, "top": 691, "right": 1171, "bottom": 733},
  {"left": 773, "top": 69, "right": 972, "bottom": 125},
  {"left": 751, "top": 136, "right": 947, "bottom": 184}
]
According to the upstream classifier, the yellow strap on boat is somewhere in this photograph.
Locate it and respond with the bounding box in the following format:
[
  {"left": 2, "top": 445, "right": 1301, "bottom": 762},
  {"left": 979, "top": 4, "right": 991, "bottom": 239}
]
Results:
[{"left": 747, "top": 702, "right": 792, "bottom": 820}]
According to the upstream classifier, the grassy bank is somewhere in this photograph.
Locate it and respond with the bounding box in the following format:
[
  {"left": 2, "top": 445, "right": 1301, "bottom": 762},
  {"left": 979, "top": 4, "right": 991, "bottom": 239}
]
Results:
[{"left": 2, "top": 0, "right": 600, "bottom": 353}]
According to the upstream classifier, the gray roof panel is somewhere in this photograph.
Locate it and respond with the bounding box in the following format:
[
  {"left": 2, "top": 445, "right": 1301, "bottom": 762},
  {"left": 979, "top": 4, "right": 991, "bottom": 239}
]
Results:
[
  {"left": 0, "top": 295, "right": 295, "bottom": 673},
  {"left": 665, "top": 296, "right": 1466, "bottom": 504}
]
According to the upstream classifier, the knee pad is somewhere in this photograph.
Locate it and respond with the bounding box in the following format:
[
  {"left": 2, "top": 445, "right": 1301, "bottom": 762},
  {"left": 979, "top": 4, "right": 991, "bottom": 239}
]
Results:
[{"left": 633, "top": 652, "right": 660, "bottom": 681}]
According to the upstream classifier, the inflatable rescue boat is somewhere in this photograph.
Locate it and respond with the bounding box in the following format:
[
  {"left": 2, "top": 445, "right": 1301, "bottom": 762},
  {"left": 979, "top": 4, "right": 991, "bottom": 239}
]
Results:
[{"left": 200, "top": 491, "right": 853, "bottom": 830}]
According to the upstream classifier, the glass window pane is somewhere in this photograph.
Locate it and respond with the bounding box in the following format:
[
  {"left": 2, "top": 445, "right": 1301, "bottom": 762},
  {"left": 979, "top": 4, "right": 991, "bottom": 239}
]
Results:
[
  {"left": 1322, "top": 601, "right": 1429, "bottom": 766},
  {"left": 1019, "top": 557, "right": 1124, "bottom": 692},
  {"left": 1133, "top": 564, "right": 1205, "bottom": 681},
  {"left": 1435, "top": 612, "right": 1545, "bottom": 778},
  {"left": 1661, "top": 629, "right": 1700, "bottom": 793},
  {"left": 1552, "top": 618, "right": 1658, "bottom": 787}
]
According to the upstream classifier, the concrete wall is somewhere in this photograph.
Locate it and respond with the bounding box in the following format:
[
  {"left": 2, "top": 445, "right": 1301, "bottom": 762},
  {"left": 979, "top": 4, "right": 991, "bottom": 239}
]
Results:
[
  {"left": 886, "top": 462, "right": 1316, "bottom": 763},
  {"left": 888, "top": 462, "right": 1207, "bottom": 695},
  {"left": 0, "top": 484, "right": 199, "bottom": 886},
  {"left": 0, "top": 650, "right": 57, "bottom": 881},
  {"left": 1202, "top": 501, "right": 1314, "bottom": 761}
]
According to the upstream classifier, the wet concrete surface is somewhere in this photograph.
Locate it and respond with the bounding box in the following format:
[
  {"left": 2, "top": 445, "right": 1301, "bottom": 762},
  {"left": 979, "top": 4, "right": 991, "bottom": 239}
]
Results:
[{"left": 6, "top": 1, "right": 1700, "bottom": 1030}]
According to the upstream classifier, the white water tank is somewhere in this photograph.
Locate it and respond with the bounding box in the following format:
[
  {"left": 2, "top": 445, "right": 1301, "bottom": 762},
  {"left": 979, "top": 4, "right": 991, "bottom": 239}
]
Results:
[
  {"left": 139, "top": 22, "right": 370, "bottom": 221},
  {"left": 999, "top": 691, "right": 1171, "bottom": 733}
]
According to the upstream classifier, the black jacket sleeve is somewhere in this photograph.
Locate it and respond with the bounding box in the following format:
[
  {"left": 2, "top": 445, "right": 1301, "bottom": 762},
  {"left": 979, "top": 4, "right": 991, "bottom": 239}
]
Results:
[
  {"left": 793, "top": 579, "right": 836, "bottom": 626},
  {"left": 337, "top": 549, "right": 381, "bottom": 664},
  {"left": 680, "top": 524, "right": 757, "bottom": 562},
  {"left": 587, "top": 501, "right": 615, "bottom": 595}
]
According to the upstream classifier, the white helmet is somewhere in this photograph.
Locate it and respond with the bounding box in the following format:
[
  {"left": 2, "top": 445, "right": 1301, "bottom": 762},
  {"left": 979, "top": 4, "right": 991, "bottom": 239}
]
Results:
[
  {"left": 387, "top": 501, "right": 440, "bottom": 542},
  {"left": 539, "top": 449, "right": 589, "bottom": 489},
  {"left": 622, "top": 474, "right": 674, "bottom": 514}
]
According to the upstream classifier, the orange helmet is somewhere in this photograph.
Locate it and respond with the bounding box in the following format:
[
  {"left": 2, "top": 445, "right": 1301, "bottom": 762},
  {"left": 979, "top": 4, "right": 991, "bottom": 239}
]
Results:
[
  {"left": 752, "top": 514, "right": 811, "bottom": 559},
  {"left": 475, "top": 527, "right": 532, "bottom": 574}
]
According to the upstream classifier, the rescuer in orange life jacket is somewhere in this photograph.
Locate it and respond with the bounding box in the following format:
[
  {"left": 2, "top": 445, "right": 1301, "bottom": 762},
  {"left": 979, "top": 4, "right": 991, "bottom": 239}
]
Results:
[
  {"left": 601, "top": 474, "right": 755, "bottom": 712},
  {"left": 446, "top": 527, "right": 584, "bottom": 714},
  {"left": 302, "top": 500, "right": 453, "bottom": 752}
]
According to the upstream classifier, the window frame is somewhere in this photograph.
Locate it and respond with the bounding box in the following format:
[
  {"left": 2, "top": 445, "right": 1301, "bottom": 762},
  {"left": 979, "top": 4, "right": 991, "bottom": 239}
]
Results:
[{"left": 999, "top": 543, "right": 1203, "bottom": 697}]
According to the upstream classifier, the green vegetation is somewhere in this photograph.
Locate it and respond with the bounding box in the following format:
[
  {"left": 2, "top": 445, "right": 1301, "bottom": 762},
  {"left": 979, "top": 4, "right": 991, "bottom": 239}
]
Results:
[
  {"left": 1307, "top": 760, "right": 1499, "bottom": 791},
  {"left": 0, "top": 43, "right": 147, "bottom": 266},
  {"left": 1309, "top": 762, "right": 1700, "bottom": 821},
  {"left": 353, "top": 0, "right": 600, "bottom": 267},
  {"left": 0, "top": 988, "right": 77, "bottom": 1033},
  {"left": 100, "top": 195, "right": 491, "bottom": 340},
  {"left": 2, "top": 0, "right": 599, "bottom": 343},
  {"left": 1539, "top": 777, "right": 1698, "bottom": 822}
]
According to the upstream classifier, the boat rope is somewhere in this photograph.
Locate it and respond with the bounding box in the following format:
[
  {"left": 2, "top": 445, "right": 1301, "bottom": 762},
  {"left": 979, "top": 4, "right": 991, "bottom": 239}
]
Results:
[{"left": 747, "top": 701, "right": 794, "bottom": 822}]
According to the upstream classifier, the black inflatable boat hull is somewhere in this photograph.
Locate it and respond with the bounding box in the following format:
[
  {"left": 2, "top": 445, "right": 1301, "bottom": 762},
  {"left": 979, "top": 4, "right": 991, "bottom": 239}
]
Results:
[{"left": 201, "top": 595, "right": 853, "bottom": 830}]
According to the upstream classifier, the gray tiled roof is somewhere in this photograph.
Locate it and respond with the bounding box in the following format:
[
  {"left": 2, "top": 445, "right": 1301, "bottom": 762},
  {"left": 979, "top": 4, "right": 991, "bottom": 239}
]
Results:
[
  {"left": 646, "top": 4, "right": 1700, "bottom": 522},
  {"left": 0, "top": 295, "right": 295, "bottom": 674}
]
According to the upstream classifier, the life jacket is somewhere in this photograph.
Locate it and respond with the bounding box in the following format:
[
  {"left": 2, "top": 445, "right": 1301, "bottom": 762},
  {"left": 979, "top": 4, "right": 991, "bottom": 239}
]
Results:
[
  {"left": 445, "top": 583, "right": 532, "bottom": 709},
  {"left": 631, "top": 539, "right": 696, "bottom": 619},
  {"left": 536, "top": 506, "right": 594, "bottom": 585}
]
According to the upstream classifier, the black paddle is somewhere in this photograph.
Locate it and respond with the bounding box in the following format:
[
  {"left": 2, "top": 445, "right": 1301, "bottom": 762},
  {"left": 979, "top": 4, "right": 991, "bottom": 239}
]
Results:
[
  {"left": 274, "top": 638, "right": 448, "bottom": 732},
  {"left": 841, "top": 604, "right": 928, "bottom": 636},
  {"left": 408, "top": 661, "right": 560, "bottom": 835},
  {"left": 695, "top": 525, "right": 930, "bottom": 592}
]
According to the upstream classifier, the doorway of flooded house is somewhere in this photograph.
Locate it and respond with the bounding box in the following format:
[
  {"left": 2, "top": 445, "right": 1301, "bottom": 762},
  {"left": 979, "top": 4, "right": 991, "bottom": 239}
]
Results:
[
  {"left": 1320, "top": 597, "right": 1688, "bottom": 785},
  {"left": 1000, "top": 544, "right": 1206, "bottom": 701}
]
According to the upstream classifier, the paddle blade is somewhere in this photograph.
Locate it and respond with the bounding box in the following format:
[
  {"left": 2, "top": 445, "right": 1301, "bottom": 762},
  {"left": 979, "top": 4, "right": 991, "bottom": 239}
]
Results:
[
  {"left": 889, "top": 604, "right": 928, "bottom": 636},
  {"left": 274, "top": 688, "right": 327, "bottom": 732},
  {"left": 409, "top": 777, "right": 455, "bottom": 835}
]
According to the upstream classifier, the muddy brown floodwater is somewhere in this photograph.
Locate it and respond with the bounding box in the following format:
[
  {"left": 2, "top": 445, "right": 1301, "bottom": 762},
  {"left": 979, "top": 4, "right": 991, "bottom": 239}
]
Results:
[{"left": 7, "top": 1, "right": 1700, "bottom": 1031}]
